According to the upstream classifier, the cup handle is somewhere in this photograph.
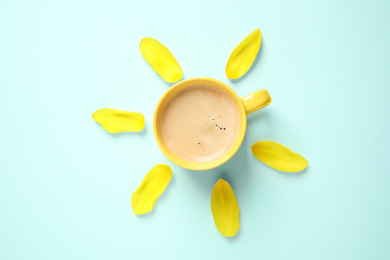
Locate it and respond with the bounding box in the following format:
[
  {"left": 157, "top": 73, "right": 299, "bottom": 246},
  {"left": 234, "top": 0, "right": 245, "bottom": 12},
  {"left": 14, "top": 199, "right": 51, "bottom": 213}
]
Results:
[{"left": 241, "top": 89, "right": 272, "bottom": 115}]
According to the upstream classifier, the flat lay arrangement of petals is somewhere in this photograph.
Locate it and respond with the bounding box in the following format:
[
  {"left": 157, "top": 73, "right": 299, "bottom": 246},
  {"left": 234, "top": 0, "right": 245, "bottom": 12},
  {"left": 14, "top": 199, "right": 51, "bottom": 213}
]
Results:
[{"left": 92, "top": 28, "right": 308, "bottom": 237}]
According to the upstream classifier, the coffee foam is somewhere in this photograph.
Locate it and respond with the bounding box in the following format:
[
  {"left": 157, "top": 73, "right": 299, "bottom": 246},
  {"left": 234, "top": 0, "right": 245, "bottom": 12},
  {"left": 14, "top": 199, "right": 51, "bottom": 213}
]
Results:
[{"left": 161, "top": 85, "right": 240, "bottom": 163}]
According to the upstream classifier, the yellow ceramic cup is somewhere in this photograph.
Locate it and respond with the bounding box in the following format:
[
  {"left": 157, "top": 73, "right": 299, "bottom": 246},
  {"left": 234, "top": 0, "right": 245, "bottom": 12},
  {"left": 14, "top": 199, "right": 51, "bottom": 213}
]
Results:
[{"left": 153, "top": 77, "right": 271, "bottom": 171}]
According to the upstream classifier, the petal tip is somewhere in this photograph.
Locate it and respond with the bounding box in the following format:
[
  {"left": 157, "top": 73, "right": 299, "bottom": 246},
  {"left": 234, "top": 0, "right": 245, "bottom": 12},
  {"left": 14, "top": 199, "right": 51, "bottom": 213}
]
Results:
[
  {"left": 132, "top": 203, "right": 152, "bottom": 215},
  {"left": 216, "top": 178, "right": 225, "bottom": 184}
]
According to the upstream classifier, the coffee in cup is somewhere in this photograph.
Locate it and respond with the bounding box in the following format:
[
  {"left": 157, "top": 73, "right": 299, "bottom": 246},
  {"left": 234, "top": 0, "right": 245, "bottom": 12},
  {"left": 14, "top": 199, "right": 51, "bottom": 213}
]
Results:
[{"left": 161, "top": 85, "right": 240, "bottom": 163}]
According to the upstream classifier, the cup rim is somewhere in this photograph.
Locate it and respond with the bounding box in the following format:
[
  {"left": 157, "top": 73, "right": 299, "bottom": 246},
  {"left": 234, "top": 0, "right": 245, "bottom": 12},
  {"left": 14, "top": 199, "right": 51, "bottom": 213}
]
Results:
[{"left": 153, "top": 77, "right": 247, "bottom": 171}]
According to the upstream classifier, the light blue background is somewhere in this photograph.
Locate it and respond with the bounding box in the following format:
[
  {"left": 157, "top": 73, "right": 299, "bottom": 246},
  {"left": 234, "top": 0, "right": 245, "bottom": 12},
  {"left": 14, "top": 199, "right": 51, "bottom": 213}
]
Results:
[{"left": 1, "top": 0, "right": 389, "bottom": 259}]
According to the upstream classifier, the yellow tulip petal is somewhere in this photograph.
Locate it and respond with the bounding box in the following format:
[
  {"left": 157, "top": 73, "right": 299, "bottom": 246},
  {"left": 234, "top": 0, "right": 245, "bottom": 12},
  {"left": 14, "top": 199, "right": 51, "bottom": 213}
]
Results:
[
  {"left": 131, "top": 164, "right": 172, "bottom": 215},
  {"left": 139, "top": 37, "right": 183, "bottom": 83},
  {"left": 211, "top": 179, "right": 240, "bottom": 237},
  {"left": 91, "top": 108, "right": 145, "bottom": 133},
  {"left": 251, "top": 141, "right": 309, "bottom": 172},
  {"left": 225, "top": 29, "right": 262, "bottom": 79}
]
